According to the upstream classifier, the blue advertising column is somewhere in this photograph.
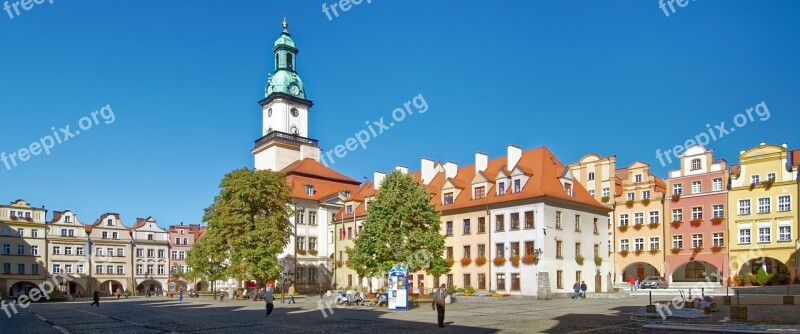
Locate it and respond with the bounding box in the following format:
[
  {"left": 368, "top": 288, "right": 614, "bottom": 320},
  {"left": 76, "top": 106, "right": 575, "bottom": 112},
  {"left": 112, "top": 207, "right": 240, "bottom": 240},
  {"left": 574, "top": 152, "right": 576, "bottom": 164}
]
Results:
[{"left": 388, "top": 265, "right": 409, "bottom": 310}]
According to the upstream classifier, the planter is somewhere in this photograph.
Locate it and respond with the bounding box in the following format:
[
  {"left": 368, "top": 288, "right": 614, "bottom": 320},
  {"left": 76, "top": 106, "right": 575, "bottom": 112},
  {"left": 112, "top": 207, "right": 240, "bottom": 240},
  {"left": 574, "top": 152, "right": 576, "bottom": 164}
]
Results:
[
  {"left": 647, "top": 223, "right": 660, "bottom": 229},
  {"left": 749, "top": 183, "right": 756, "bottom": 191},
  {"left": 447, "top": 258, "right": 455, "bottom": 267},
  {"left": 493, "top": 257, "right": 506, "bottom": 266},
  {"left": 633, "top": 224, "right": 643, "bottom": 231},
  {"left": 575, "top": 255, "right": 585, "bottom": 266},
  {"left": 618, "top": 225, "right": 629, "bottom": 232},
  {"left": 510, "top": 255, "right": 520, "bottom": 267},
  {"left": 634, "top": 250, "right": 643, "bottom": 256},
  {"left": 762, "top": 180, "right": 774, "bottom": 190},
  {"left": 601, "top": 196, "right": 610, "bottom": 203},
  {"left": 522, "top": 254, "right": 536, "bottom": 265},
  {"left": 711, "top": 246, "right": 723, "bottom": 253},
  {"left": 296, "top": 249, "right": 307, "bottom": 255},
  {"left": 460, "top": 257, "right": 472, "bottom": 266},
  {"left": 641, "top": 198, "right": 651, "bottom": 206},
  {"left": 689, "top": 219, "right": 702, "bottom": 227},
  {"left": 671, "top": 221, "right": 682, "bottom": 228},
  {"left": 711, "top": 217, "right": 724, "bottom": 225},
  {"left": 619, "top": 250, "right": 629, "bottom": 257},
  {"left": 308, "top": 249, "right": 318, "bottom": 256},
  {"left": 625, "top": 200, "right": 635, "bottom": 208},
  {"left": 671, "top": 194, "right": 680, "bottom": 202},
  {"left": 648, "top": 249, "right": 660, "bottom": 255},
  {"left": 24, "top": 217, "right": 33, "bottom": 222},
  {"left": 336, "top": 260, "right": 343, "bottom": 268},
  {"left": 475, "top": 256, "right": 487, "bottom": 266},
  {"left": 670, "top": 248, "right": 681, "bottom": 254},
  {"left": 9, "top": 215, "right": 18, "bottom": 221}
]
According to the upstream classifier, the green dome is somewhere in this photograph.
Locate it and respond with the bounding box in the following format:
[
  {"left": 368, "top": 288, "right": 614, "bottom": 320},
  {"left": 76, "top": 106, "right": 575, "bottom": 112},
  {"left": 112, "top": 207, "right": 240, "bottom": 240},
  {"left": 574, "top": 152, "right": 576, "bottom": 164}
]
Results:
[
  {"left": 266, "top": 70, "right": 306, "bottom": 99},
  {"left": 274, "top": 32, "right": 296, "bottom": 49}
]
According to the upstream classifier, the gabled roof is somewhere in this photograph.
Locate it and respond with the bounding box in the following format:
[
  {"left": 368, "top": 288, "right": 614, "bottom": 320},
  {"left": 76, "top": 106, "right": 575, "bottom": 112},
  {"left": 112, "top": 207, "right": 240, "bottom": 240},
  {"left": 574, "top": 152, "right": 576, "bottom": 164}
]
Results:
[{"left": 281, "top": 159, "right": 360, "bottom": 185}]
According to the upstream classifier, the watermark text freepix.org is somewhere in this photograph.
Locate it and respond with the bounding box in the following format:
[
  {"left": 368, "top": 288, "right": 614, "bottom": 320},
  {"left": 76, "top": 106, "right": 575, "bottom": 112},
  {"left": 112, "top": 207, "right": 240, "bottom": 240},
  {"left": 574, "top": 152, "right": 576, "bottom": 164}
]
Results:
[
  {"left": 322, "top": 0, "right": 372, "bottom": 21},
  {"left": 321, "top": 94, "right": 428, "bottom": 167},
  {"left": 1, "top": 104, "right": 115, "bottom": 171},
  {"left": 3, "top": 0, "right": 55, "bottom": 20},
  {"left": 655, "top": 101, "right": 769, "bottom": 167}
]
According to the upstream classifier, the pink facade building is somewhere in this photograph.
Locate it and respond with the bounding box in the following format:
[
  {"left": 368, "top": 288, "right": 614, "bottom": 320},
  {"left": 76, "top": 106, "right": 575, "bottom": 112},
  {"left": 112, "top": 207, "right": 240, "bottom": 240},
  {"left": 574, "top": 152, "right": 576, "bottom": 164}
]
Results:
[
  {"left": 664, "top": 146, "right": 729, "bottom": 285},
  {"left": 167, "top": 223, "right": 203, "bottom": 291}
]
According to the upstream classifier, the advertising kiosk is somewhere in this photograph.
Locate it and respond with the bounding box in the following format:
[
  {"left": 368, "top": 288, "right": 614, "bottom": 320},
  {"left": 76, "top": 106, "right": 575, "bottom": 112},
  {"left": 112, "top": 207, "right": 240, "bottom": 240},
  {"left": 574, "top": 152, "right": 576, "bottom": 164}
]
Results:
[{"left": 388, "top": 265, "right": 409, "bottom": 310}]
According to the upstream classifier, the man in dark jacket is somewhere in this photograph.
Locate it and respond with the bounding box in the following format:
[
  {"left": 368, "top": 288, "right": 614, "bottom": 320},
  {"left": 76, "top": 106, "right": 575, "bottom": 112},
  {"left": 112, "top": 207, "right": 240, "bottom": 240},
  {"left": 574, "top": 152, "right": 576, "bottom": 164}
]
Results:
[
  {"left": 90, "top": 291, "right": 100, "bottom": 307},
  {"left": 431, "top": 284, "right": 447, "bottom": 328},
  {"left": 572, "top": 282, "right": 580, "bottom": 300},
  {"left": 580, "top": 281, "right": 588, "bottom": 299}
]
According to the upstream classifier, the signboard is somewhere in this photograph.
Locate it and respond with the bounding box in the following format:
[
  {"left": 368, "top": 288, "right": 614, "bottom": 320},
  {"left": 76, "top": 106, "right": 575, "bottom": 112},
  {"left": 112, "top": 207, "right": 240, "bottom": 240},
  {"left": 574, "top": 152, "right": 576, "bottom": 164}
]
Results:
[{"left": 388, "top": 265, "right": 409, "bottom": 310}]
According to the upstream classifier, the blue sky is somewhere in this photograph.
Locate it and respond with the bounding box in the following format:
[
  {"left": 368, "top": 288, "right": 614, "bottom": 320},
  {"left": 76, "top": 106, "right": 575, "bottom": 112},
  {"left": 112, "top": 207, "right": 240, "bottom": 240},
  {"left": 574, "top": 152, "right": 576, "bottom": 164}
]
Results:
[{"left": 1, "top": 0, "right": 798, "bottom": 228}]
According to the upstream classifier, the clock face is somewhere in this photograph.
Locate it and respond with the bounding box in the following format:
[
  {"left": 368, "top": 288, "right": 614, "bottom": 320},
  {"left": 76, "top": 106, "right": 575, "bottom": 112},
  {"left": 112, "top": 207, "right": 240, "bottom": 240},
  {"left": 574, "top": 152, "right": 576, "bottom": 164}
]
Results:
[
  {"left": 290, "top": 126, "right": 299, "bottom": 135},
  {"left": 289, "top": 85, "right": 300, "bottom": 95},
  {"left": 290, "top": 108, "right": 299, "bottom": 117},
  {"left": 267, "top": 108, "right": 272, "bottom": 117}
]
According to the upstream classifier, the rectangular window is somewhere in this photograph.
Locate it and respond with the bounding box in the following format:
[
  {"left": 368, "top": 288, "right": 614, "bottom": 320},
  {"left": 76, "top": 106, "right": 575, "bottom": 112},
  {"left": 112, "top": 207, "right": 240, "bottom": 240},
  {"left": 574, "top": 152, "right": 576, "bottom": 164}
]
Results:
[
  {"left": 511, "top": 274, "right": 520, "bottom": 291},
  {"left": 673, "top": 184, "right": 682, "bottom": 195},
  {"left": 574, "top": 242, "right": 582, "bottom": 257},
  {"left": 712, "top": 178, "right": 723, "bottom": 191},
  {"left": 107, "top": 265, "right": 114, "bottom": 274},
  {"left": 474, "top": 186, "right": 486, "bottom": 199},
  {"left": 556, "top": 270, "right": 563, "bottom": 289},
  {"left": 649, "top": 237, "right": 660, "bottom": 250},
  {"left": 137, "top": 249, "right": 144, "bottom": 257},
  {"left": 117, "top": 266, "right": 124, "bottom": 274},
  {"left": 758, "top": 198, "right": 771, "bottom": 214},
  {"left": 627, "top": 192, "right": 635, "bottom": 201},
  {"left": 713, "top": 233, "right": 724, "bottom": 247},
  {"left": 63, "top": 246, "right": 72, "bottom": 255},
  {"left": 514, "top": 179, "right": 521, "bottom": 193},
  {"left": 498, "top": 181, "right": 505, "bottom": 194},
  {"left": 157, "top": 249, "right": 164, "bottom": 258},
  {"left": 146, "top": 248, "right": 155, "bottom": 257},
  {"left": 649, "top": 211, "right": 660, "bottom": 224},
  {"left": 2, "top": 263, "right": 9, "bottom": 274},
  {"left": 495, "top": 215, "right": 504, "bottom": 232},
  {"left": 751, "top": 175, "right": 760, "bottom": 184},
  {"left": 31, "top": 264, "right": 39, "bottom": 275},
  {"left": 619, "top": 214, "right": 629, "bottom": 226},
  {"left": 672, "top": 235, "right": 683, "bottom": 249},
  {"left": 297, "top": 212, "right": 305, "bottom": 225},
  {"left": 594, "top": 244, "right": 599, "bottom": 257},
  {"left": 713, "top": 205, "right": 724, "bottom": 218},
  {"left": 443, "top": 192, "right": 454, "bottom": 205},
  {"left": 692, "top": 234, "right": 703, "bottom": 248},
  {"left": 510, "top": 242, "right": 520, "bottom": 257},
  {"left": 496, "top": 274, "right": 506, "bottom": 290},
  {"left": 53, "top": 264, "right": 61, "bottom": 273},
  {"left": 574, "top": 214, "right": 581, "bottom": 232},
  {"left": 510, "top": 213, "right": 520, "bottom": 230},
  {"left": 778, "top": 196, "right": 791, "bottom": 212},
  {"left": 556, "top": 241, "right": 563, "bottom": 258},
  {"left": 634, "top": 213, "right": 644, "bottom": 225},
  {"left": 112, "top": 232, "right": 119, "bottom": 239},
  {"left": 478, "top": 274, "right": 486, "bottom": 290},
  {"left": 179, "top": 251, "right": 185, "bottom": 259},
  {"left": 31, "top": 246, "right": 38, "bottom": 256},
  {"left": 477, "top": 244, "right": 486, "bottom": 258},
  {"left": 593, "top": 218, "right": 599, "bottom": 234},
  {"left": 309, "top": 237, "right": 317, "bottom": 250},
  {"left": 555, "top": 211, "right": 562, "bottom": 229},
  {"left": 136, "top": 265, "right": 143, "bottom": 275},
  {"left": 347, "top": 227, "right": 353, "bottom": 239},
  {"left": 463, "top": 219, "right": 471, "bottom": 234},
  {"left": 739, "top": 227, "right": 751, "bottom": 244},
  {"left": 31, "top": 229, "right": 38, "bottom": 238},
  {"left": 147, "top": 264, "right": 154, "bottom": 275},
  {"left": 446, "top": 247, "right": 453, "bottom": 259},
  {"left": 691, "top": 207, "right": 703, "bottom": 220},
  {"left": 463, "top": 274, "right": 471, "bottom": 288},
  {"left": 102, "top": 231, "right": 108, "bottom": 239},
  {"left": 692, "top": 181, "right": 701, "bottom": 194},
  {"left": 478, "top": 217, "right": 486, "bottom": 233},
  {"left": 767, "top": 173, "right": 776, "bottom": 181},
  {"left": 589, "top": 190, "right": 595, "bottom": 197},
  {"left": 779, "top": 225, "right": 792, "bottom": 242},
  {"left": 346, "top": 205, "right": 353, "bottom": 215},
  {"left": 17, "top": 245, "right": 24, "bottom": 255},
  {"left": 446, "top": 221, "right": 453, "bottom": 236},
  {"left": 158, "top": 265, "right": 165, "bottom": 275},
  {"left": 96, "top": 265, "right": 103, "bottom": 274},
  {"left": 495, "top": 243, "right": 504, "bottom": 258},
  {"left": 77, "top": 264, "right": 84, "bottom": 274},
  {"left": 634, "top": 174, "right": 642, "bottom": 182},
  {"left": 297, "top": 237, "right": 305, "bottom": 250},
  {"left": 109, "top": 248, "right": 116, "bottom": 257},
  {"left": 463, "top": 245, "right": 471, "bottom": 259},
  {"left": 17, "top": 264, "right": 25, "bottom": 274},
  {"left": 602, "top": 188, "right": 610, "bottom": 197},
  {"left": 53, "top": 246, "right": 61, "bottom": 255},
  {"left": 758, "top": 226, "right": 771, "bottom": 243},
  {"left": 620, "top": 239, "right": 630, "bottom": 251},
  {"left": 642, "top": 191, "right": 651, "bottom": 200},
  {"left": 309, "top": 211, "right": 317, "bottom": 225},
  {"left": 739, "top": 199, "right": 751, "bottom": 215},
  {"left": 634, "top": 238, "right": 644, "bottom": 251}
]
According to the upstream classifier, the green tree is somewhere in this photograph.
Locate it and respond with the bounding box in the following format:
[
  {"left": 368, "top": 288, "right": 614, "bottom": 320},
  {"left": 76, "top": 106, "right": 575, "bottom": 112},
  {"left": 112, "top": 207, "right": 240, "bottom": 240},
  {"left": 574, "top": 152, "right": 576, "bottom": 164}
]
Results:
[
  {"left": 186, "top": 229, "right": 228, "bottom": 290},
  {"left": 199, "top": 168, "right": 294, "bottom": 284},
  {"left": 755, "top": 266, "right": 771, "bottom": 286},
  {"left": 349, "top": 171, "right": 449, "bottom": 285}
]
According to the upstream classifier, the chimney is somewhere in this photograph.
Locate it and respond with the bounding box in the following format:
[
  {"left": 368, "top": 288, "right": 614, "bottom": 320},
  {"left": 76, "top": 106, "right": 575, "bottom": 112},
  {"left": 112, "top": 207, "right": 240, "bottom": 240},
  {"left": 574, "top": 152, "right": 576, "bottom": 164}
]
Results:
[
  {"left": 740, "top": 150, "right": 746, "bottom": 155},
  {"left": 782, "top": 143, "right": 788, "bottom": 148},
  {"left": 421, "top": 158, "right": 435, "bottom": 185},
  {"left": 475, "top": 152, "right": 488, "bottom": 174},
  {"left": 395, "top": 165, "right": 408, "bottom": 174},
  {"left": 374, "top": 171, "right": 386, "bottom": 189},
  {"left": 759, "top": 141, "right": 766, "bottom": 146},
  {"left": 508, "top": 145, "right": 522, "bottom": 170},
  {"left": 444, "top": 161, "right": 458, "bottom": 179}
]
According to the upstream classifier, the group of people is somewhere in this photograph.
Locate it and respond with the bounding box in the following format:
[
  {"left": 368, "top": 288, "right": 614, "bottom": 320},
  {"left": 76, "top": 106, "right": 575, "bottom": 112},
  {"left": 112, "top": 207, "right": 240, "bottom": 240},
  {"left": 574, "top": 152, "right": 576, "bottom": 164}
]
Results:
[
  {"left": 571, "top": 281, "right": 588, "bottom": 300},
  {"left": 627, "top": 275, "right": 641, "bottom": 291}
]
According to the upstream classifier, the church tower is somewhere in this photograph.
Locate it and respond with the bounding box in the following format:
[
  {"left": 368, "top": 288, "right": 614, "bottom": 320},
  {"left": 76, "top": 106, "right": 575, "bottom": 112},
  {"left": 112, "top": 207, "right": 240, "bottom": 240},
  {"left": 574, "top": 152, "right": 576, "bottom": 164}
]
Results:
[{"left": 253, "top": 20, "right": 321, "bottom": 171}]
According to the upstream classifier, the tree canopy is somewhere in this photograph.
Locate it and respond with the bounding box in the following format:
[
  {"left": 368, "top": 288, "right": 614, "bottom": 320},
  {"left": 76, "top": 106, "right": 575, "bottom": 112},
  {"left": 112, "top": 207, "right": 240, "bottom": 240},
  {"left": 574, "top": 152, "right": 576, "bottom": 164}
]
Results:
[
  {"left": 189, "top": 168, "right": 293, "bottom": 283},
  {"left": 349, "top": 171, "right": 449, "bottom": 279}
]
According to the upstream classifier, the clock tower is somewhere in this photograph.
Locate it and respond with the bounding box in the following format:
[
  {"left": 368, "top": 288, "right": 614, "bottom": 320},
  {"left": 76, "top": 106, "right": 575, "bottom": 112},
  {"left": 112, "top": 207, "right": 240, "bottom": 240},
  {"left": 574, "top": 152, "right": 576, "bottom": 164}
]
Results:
[{"left": 253, "top": 20, "right": 321, "bottom": 171}]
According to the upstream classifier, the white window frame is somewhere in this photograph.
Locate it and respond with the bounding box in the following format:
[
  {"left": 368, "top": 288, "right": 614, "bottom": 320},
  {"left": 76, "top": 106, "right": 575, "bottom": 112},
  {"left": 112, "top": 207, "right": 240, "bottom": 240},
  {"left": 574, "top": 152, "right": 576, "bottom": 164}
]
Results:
[
  {"left": 619, "top": 214, "right": 629, "bottom": 226},
  {"left": 673, "top": 184, "right": 682, "bottom": 195},
  {"left": 691, "top": 234, "right": 703, "bottom": 248},
  {"left": 778, "top": 195, "right": 791, "bottom": 212},
  {"left": 691, "top": 207, "right": 703, "bottom": 220},
  {"left": 758, "top": 226, "right": 771, "bottom": 243},
  {"left": 634, "top": 238, "right": 644, "bottom": 251},
  {"left": 642, "top": 191, "right": 651, "bottom": 200},
  {"left": 649, "top": 237, "right": 660, "bottom": 251},
  {"left": 634, "top": 212, "right": 644, "bottom": 225},
  {"left": 778, "top": 224, "right": 791, "bottom": 242},
  {"left": 713, "top": 205, "right": 724, "bottom": 218},
  {"left": 757, "top": 197, "right": 771, "bottom": 214},
  {"left": 751, "top": 175, "right": 760, "bottom": 184},
  {"left": 739, "top": 226, "right": 751, "bottom": 244},
  {"left": 672, "top": 209, "right": 683, "bottom": 222},
  {"left": 712, "top": 178, "right": 723, "bottom": 191},
  {"left": 634, "top": 174, "right": 643, "bottom": 182},
  {"left": 672, "top": 235, "right": 683, "bottom": 249},
  {"left": 620, "top": 239, "right": 630, "bottom": 251},
  {"left": 691, "top": 181, "right": 702, "bottom": 194},
  {"left": 649, "top": 211, "right": 659, "bottom": 224},
  {"left": 712, "top": 233, "right": 724, "bottom": 247},
  {"left": 739, "top": 199, "right": 751, "bottom": 215}
]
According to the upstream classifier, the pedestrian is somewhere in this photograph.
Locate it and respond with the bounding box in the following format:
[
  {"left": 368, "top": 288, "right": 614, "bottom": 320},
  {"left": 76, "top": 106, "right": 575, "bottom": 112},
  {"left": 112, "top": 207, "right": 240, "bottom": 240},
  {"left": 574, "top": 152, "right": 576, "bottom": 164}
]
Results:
[
  {"left": 627, "top": 275, "right": 636, "bottom": 291},
  {"left": 634, "top": 278, "right": 640, "bottom": 291},
  {"left": 90, "top": 291, "right": 100, "bottom": 307},
  {"left": 288, "top": 284, "right": 296, "bottom": 304},
  {"left": 179, "top": 289, "right": 184, "bottom": 302},
  {"left": 431, "top": 283, "right": 447, "bottom": 328},
  {"left": 264, "top": 285, "right": 275, "bottom": 317},
  {"left": 219, "top": 291, "right": 225, "bottom": 302},
  {"left": 580, "top": 281, "right": 588, "bottom": 299},
  {"left": 572, "top": 281, "right": 580, "bottom": 300}
]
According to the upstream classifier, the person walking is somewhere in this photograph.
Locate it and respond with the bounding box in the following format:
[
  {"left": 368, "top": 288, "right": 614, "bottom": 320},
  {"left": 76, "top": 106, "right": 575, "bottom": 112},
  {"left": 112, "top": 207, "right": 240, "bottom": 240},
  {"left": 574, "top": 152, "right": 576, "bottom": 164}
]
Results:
[
  {"left": 90, "top": 291, "right": 100, "bottom": 307},
  {"left": 572, "top": 282, "right": 581, "bottom": 300},
  {"left": 288, "top": 284, "right": 296, "bottom": 304},
  {"left": 264, "top": 285, "right": 275, "bottom": 317},
  {"left": 431, "top": 283, "right": 447, "bottom": 328},
  {"left": 178, "top": 289, "right": 184, "bottom": 302},
  {"left": 634, "top": 278, "right": 640, "bottom": 291},
  {"left": 580, "top": 281, "right": 588, "bottom": 299},
  {"left": 219, "top": 291, "right": 225, "bottom": 302},
  {"left": 627, "top": 275, "right": 636, "bottom": 291}
]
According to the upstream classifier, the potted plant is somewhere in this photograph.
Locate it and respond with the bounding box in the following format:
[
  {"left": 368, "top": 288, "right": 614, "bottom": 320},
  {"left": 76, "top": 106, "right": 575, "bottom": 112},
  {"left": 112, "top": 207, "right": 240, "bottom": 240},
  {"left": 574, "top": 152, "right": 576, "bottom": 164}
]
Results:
[
  {"left": 510, "top": 255, "right": 520, "bottom": 267},
  {"left": 493, "top": 256, "right": 506, "bottom": 266},
  {"left": 690, "top": 219, "right": 702, "bottom": 227},
  {"left": 634, "top": 249, "right": 643, "bottom": 256},
  {"left": 711, "top": 245, "right": 723, "bottom": 253},
  {"left": 336, "top": 260, "right": 343, "bottom": 268},
  {"left": 648, "top": 222, "right": 660, "bottom": 229},
  {"left": 618, "top": 225, "right": 629, "bottom": 232},
  {"left": 671, "top": 220, "right": 682, "bottom": 228},
  {"left": 711, "top": 217, "right": 724, "bottom": 225},
  {"left": 601, "top": 196, "right": 610, "bottom": 203},
  {"left": 633, "top": 224, "right": 643, "bottom": 231},
  {"left": 670, "top": 247, "right": 681, "bottom": 254},
  {"left": 642, "top": 198, "right": 651, "bottom": 206},
  {"left": 460, "top": 257, "right": 472, "bottom": 266},
  {"left": 671, "top": 194, "right": 680, "bottom": 202},
  {"left": 619, "top": 250, "right": 629, "bottom": 257},
  {"left": 475, "top": 256, "right": 487, "bottom": 266},
  {"left": 649, "top": 249, "right": 660, "bottom": 255},
  {"left": 9, "top": 215, "right": 17, "bottom": 220},
  {"left": 625, "top": 200, "right": 635, "bottom": 208},
  {"left": 594, "top": 255, "right": 602, "bottom": 266},
  {"left": 447, "top": 258, "right": 455, "bottom": 267},
  {"left": 296, "top": 248, "right": 307, "bottom": 255},
  {"left": 762, "top": 179, "right": 774, "bottom": 190},
  {"left": 522, "top": 254, "right": 536, "bottom": 265},
  {"left": 24, "top": 216, "right": 33, "bottom": 222},
  {"left": 464, "top": 286, "right": 476, "bottom": 296},
  {"left": 575, "top": 255, "right": 585, "bottom": 266},
  {"left": 345, "top": 259, "right": 351, "bottom": 267},
  {"left": 749, "top": 183, "right": 757, "bottom": 190},
  {"left": 308, "top": 249, "right": 318, "bottom": 256}
]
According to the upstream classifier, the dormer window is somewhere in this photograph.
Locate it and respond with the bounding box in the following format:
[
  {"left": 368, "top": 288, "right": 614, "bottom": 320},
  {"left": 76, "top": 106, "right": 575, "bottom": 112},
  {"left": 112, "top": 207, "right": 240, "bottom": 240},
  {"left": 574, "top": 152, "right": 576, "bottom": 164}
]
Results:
[
  {"left": 343, "top": 190, "right": 351, "bottom": 198},
  {"left": 588, "top": 172, "right": 595, "bottom": 181},
  {"left": 690, "top": 159, "right": 701, "bottom": 171},
  {"left": 634, "top": 174, "right": 643, "bottom": 183},
  {"left": 443, "top": 192, "right": 454, "bottom": 205},
  {"left": 474, "top": 186, "right": 486, "bottom": 199},
  {"left": 147, "top": 234, "right": 154, "bottom": 241},
  {"left": 498, "top": 182, "right": 505, "bottom": 195},
  {"left": 346, "top": 205, "right": 353, "bottom": 215},
  {"left": 65, "top": 216, "right": 71, "bottom": 223},
  {"left": 106, "top": 219, "right": 113, "bottom": 226},
  {"left": 513, "top": 179, "right": 521, "bottom": 193},
  {"left": 564, "top": 183, "right": 573, "bottom": 197},
  {"left": 305, "top": 184, "right": 314, "bottom": 196}
]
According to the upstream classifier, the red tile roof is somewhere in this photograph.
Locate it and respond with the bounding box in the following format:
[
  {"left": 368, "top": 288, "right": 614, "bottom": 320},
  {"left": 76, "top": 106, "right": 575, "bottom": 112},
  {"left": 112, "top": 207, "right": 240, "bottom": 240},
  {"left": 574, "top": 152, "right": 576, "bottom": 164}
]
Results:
[
  {"left": 792, "top": 149, "right": 800, "bottom": 166},
  {"left": 281, "top": 159, "right": 360, "bottom": 185}
]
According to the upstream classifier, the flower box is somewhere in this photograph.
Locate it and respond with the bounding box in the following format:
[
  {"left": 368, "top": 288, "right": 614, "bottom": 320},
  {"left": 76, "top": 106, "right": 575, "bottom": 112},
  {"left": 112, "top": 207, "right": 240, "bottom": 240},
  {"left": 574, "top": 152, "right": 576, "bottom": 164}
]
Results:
[
  {"left": 619, "top": 250, "right": 629, "bottom": 257},
  {"left": 750, "top": 183, "right": 756, "bottom": 191},
  {"left": 575, "top": 255, "right": 585, "bottom": 266},
  {"left": 670, "top": 248, "right": 681, "bottom": 254},
  {"left": 594, "top": 255, "right": 602, "bottom": 266},
  {"left": 649, "top": 249, "right": 660, "bottom": 255},
  {"left": 671, "top": 194, "right": 680, "bottom": 202},
  {"left": 336, "top": 260, "right": 343, "bottom": 268},
  {"left": 711, "top": 246, "right": 724, "bottom": 253},
  {"left": 647, "top": 222, "right": 660, "bottom": 229},
  {"left": 711, "top": 217, "right": 724, "bottom": 225},
  {"left": 447, "top": 258, "right": 455, "bottom": 267},
  {"left": 9, "top": 215, "right": 18, "bottom": 221},
  {"left": 475, "top": 256, "right": 487, "bottom": 266},
  {"left": 345, "top": 260, "right": 351, "bottom": 267},
  {"left": 625, "top": 200, "right": 635, "bottom": 208},
  {"left": 493, "top": 256, "right": 506, "bottom": 266},
  {"left": 692, "top": 247, "right": 703, "bottom": 252},
  {"left": 762, "top": 179, "right": 774, "bottom": 190},
  {"left": 601, "top": 196, "right": 610, "bottom": 203},
  {"left": 510, "top": 255, "right": 520, "bottom": 267},
  {"left": 618, "top": 225, "right": 629, "bottom": 232},
  {"left": 633, "top": 224, "right": 643, "bottom": 231},
  {"left": 634, "top": 250, "right": 643, "bottom": 256},
  {"left": 296, "top": 248, "right": 307, "bottom": 255},
  {"left": 522, "top": 254, "right": 537, "bottom": 265},
  {"left": 460, "top": 257, "right": 472, "bottom": 266},
  {"left": 308, "top": 249, "right": 318, "bottom": 256},
  {"left": 642, "top": 198, "right": 651, "bottom": 206},
  {"left": 24, "top": 216, "right": 33, "bottom": 222},
  {"left": 689, "top": 219, "right": 703, "bottom": 227},
  {"left": 671, "top": 221, "right": 682, "bottom": 228}
]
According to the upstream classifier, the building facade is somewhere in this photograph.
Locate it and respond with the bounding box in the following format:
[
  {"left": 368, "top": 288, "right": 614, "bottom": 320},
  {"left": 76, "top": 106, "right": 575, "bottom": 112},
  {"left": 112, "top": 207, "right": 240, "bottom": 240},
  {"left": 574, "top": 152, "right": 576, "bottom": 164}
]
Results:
[
  {"left": 87, "top": 213, "right": 133, "bottom": 296},
  {"left": 0, "top": 200, "right": 47, "bottom": 299},
  {"left": 168, "top": 223, "right": 203, "bottom": 291},
  {"left": 47, "top": 210, "right": 91, "bottom": 297},
  {"left": 131, "top": 217, "right": 170, "bottom": 295}
]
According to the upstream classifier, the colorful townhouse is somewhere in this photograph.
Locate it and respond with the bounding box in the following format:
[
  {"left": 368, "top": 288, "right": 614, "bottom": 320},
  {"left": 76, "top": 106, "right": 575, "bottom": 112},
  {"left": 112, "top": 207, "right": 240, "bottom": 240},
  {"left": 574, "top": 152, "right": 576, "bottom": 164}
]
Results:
[
  {"left": 664, "top": 146, "right": 729, "bottom": 285},
  {"left": 0, "top": 200, "right": 47, "bottom": 299},
  {"left": 87, "top": 213, "right": 133, "bottom": 295},
  {"left": 131, "top": 217, "right": 170, "bottom": 295},
  {"left": 613, "top": 161, "right": 667, "bottom": 283},
  {"left": 167, "top": 223, "right": 203, "bottom": 291},
  {"left": 47, "top": 210, "right": 91, "bottom": 297},
  {"left": 728, "top": 142, "right": 799, "bottom": 281}
]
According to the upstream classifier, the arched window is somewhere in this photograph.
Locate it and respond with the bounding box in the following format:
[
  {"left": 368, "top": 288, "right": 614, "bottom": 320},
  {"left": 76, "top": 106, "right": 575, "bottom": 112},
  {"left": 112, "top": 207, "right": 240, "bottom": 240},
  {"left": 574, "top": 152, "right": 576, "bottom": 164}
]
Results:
[
  {"left": 287, "top": 53, "right": 293, "bottom": 70},
  {"left": 275, "top": 54, "right": 279, "bottom": 69},
  {"left": 690, "top": 159, "right": 701, "bottom": 171}
]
